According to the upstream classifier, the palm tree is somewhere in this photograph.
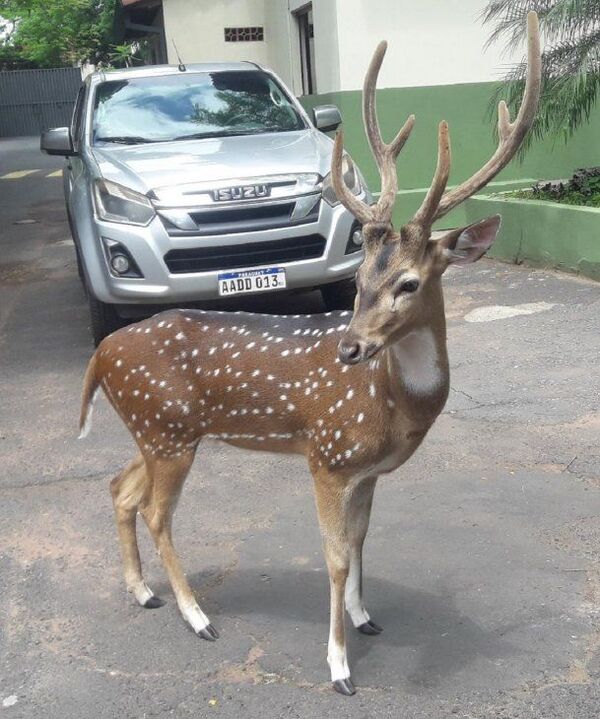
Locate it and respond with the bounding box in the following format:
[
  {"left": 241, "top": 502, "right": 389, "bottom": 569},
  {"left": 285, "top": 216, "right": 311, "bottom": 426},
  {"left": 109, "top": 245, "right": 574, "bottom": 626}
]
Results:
[{"left": 483, "top": 0, "right": 600, "bottom": 152}]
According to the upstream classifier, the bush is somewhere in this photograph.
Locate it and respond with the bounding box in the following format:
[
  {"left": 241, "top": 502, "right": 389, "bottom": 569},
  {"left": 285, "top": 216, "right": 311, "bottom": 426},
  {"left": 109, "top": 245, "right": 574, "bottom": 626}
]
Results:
[{"left": 509, "top": 168, "right": 600, "bottom": 207}]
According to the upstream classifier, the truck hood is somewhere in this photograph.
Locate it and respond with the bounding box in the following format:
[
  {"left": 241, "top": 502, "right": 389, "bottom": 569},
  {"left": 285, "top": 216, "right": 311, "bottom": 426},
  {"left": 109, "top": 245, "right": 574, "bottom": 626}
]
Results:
[{"left": 91, "top": 129, "right": 334, "bottom": 194}]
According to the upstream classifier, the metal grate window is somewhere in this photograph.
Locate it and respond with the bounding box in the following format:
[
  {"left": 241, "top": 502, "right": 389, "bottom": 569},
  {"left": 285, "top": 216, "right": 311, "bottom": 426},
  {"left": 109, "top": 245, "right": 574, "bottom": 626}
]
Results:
[{"left": 224, "top": 26, "right": 264, "bottom": 42}]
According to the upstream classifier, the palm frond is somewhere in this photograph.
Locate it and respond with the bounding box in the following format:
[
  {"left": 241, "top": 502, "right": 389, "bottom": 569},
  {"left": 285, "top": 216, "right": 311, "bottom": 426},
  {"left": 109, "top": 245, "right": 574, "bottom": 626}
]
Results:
[
  {"left": 484, "top": 0, "right": 600, "bottom": 153},
  {"left": 482, "top": 1, "right": 600, "bottom": 50}
]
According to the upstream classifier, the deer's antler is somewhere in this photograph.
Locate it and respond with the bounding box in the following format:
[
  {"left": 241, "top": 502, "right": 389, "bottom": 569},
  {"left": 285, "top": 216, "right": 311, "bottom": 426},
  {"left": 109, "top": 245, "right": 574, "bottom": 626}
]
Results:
[
  {"left": 331, "top": 41, "right": 415, "bottom": 227},
  {"left": 428, "top": 11, "right": 541, "bottom": 222},
  {"left": 332, "top": 11, "right": 541, "bottom": 233}
]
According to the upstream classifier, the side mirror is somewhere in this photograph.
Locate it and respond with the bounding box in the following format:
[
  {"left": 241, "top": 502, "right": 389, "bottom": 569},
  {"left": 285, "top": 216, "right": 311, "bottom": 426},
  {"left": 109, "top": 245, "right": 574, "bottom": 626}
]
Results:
[
  {"left": 312, "top": 105, "right": 342, "bottom": 133},
  {"left": 41, "top": 127, "right": 75, "bottom": 156}
]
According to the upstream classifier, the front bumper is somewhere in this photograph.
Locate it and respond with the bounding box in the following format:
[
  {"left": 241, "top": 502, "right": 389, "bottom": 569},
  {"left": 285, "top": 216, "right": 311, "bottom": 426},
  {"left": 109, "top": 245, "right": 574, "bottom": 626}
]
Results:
[{"left": 83, "top": 197, "right": 364, "bottom": 305}]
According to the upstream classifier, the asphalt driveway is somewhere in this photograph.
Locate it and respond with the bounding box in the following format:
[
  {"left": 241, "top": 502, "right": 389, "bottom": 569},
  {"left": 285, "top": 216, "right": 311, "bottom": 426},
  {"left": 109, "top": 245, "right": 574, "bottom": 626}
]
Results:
[{"left": 0, "top": 137, "right": 599, "bottom": 718}]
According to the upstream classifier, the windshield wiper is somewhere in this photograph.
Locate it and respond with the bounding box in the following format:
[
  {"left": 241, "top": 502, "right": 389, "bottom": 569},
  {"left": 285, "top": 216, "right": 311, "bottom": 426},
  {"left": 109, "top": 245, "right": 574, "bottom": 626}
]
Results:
[
  {"left": 95, "top": 135, "right": 157, "bottom": 145},
  {"left": 172, "top": 130, "right": 258, "bottom": 141}
]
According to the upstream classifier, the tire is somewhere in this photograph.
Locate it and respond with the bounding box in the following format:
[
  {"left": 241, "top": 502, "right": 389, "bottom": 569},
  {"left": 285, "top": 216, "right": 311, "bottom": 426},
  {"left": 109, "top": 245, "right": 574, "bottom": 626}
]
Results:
[
  {"left": 75, "top": 244, "right": 86, "bottom": 288},
  {"left": 88, "top": 292, "right": 122, "bottom": 346},
  {"left": 321, "top": 278, "right": 356, "bottom": 311},
  {"left": 65, "top": 207, "right": 86, "bottom": 289}
]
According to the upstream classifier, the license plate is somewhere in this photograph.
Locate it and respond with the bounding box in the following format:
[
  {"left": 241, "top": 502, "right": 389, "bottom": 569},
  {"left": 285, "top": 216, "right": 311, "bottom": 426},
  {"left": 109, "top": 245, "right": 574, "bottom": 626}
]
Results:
[{"left": 217, "top": 266, "right": 286, "bottom": 296}]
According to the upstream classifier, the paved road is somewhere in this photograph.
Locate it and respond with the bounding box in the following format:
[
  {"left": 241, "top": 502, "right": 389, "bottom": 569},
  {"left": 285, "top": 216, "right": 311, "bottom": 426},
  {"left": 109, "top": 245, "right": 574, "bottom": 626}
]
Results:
[{"left": 1, "top": 137, "right": 599, "bottom": 718}]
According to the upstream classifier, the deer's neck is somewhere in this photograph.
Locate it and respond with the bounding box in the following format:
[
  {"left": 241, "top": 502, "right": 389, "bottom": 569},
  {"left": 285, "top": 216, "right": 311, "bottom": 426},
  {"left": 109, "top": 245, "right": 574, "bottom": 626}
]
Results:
[{"left": 384, "top": 315, "right": 449, "bottom": 410}]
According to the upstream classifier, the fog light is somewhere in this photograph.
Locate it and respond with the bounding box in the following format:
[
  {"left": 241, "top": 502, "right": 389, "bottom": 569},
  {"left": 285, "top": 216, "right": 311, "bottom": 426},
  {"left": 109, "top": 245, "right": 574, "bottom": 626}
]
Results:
[
  {"left": 110, "top": 253, "right": 131, "bottom": 275},
  {"left": 102, "top": 238, "right": 143, "bottom": 278},
  {"left": 351, "top": 228, "right": 364, "bottom": 246},
  {"left": 345, "top": 223, "right": 364, "bottom": 255}
]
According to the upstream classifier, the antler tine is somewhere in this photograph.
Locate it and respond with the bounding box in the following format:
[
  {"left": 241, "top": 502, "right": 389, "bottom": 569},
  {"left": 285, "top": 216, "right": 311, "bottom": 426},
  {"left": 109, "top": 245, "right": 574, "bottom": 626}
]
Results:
[
  {"left": 362, "top": 41, "right": 416, "bottom": 224},
  {"left": 412, "top": 121, "right": 451, "bottom": 227},
  {"left": 363, "top": 41, "right": 388, "bottom": 168},
  {"left": 432, "top": 10, "right": 541, "bottom": 221},
  {"left": 331, "top": 41, "right": 416, "bottom": 227},
  {"left": 331, "top": 130, "right": 375, "bottom": 225},
  {"left": 363, "top": 42, "right": 416, "bottom": 165}
]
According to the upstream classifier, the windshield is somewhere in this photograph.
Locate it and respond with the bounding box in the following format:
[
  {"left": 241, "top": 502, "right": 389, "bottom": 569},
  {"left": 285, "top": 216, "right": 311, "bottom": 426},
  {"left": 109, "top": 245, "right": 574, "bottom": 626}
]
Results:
[{"left": 92, "top": 71, "right": 306, "bottom": 145}]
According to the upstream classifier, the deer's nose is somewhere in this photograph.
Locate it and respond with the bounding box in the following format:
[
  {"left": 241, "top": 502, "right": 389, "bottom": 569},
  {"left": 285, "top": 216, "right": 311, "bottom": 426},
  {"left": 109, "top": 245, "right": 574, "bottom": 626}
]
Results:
[{"left": 338, "top": 340, "right": 362, "bottom": 365}]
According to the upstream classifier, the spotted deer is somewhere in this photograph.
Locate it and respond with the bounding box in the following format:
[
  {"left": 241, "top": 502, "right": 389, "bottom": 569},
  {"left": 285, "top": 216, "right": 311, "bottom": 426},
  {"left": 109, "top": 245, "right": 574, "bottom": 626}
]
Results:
[{"left": 79, "top": 13, "right": 541, "bottom": 695}]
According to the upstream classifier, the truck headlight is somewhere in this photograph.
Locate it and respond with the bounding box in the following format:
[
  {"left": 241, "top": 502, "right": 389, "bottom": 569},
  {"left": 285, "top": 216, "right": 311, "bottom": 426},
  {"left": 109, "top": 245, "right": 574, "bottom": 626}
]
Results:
[
  {"left": 93, "top": 179, "right": 155, "bottom": 226},
  {"left": 322, "top": 154, "right": 363, "bottom": 207}
]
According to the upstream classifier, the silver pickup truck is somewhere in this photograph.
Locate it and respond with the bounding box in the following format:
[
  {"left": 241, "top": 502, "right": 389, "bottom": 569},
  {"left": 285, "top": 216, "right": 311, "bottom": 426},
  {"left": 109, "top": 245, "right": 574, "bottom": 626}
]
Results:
[{"left": 41, "top": 62, "right": 370, "bottom": 345}]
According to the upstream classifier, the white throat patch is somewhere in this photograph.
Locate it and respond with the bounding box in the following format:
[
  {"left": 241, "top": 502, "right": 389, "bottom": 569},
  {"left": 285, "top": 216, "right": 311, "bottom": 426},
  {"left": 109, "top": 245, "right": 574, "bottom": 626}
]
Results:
[{"left": 391, "top": 328, "right": 443, "bottom": 395}]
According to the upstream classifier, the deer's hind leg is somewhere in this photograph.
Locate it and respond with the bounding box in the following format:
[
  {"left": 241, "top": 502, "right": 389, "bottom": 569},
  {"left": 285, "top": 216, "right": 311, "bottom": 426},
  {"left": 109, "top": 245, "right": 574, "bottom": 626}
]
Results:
[
  {"left": 110, "top": 453, "right": 163, "bottom": 608},
  {"left": 140, "top": 452, "right": 219, "bottom": 641}
]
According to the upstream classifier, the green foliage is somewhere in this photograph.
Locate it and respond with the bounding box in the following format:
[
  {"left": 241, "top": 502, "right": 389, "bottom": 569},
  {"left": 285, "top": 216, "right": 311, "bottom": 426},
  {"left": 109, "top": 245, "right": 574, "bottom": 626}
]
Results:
[
  {"left": 507, "top": 167, "right": 600, "bottom": 205},
  {"left": 108, "top": 40, "right": 150, "bottom": 68},
  {"left": 483, "top": 0, "right": 600, "bottom": 154},
  {"left": 0, "top": 0, "right": 117, "bottom": 68}
]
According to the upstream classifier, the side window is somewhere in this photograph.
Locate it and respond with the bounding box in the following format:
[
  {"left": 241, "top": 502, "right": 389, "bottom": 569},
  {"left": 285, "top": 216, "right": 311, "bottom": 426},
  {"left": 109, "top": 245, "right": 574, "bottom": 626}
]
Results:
[{"left": 71, "top": 85, "right": 86, "bottom": 149}]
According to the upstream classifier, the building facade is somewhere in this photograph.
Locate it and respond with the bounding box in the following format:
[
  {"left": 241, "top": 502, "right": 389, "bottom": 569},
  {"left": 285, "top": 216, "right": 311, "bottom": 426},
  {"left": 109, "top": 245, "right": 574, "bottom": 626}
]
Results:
[{"left": 160, "top": 0, "right": 525, "bottom": 95}]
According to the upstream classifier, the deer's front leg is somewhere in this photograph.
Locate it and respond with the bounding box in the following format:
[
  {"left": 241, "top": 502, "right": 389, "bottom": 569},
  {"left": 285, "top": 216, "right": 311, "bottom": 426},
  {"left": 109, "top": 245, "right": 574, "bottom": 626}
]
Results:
[
  {"left": 313, "top": 475, "right": 355, "bottom": 696},
  {"left": 345, "top": 476, "right": 382, "bottom": 635}
]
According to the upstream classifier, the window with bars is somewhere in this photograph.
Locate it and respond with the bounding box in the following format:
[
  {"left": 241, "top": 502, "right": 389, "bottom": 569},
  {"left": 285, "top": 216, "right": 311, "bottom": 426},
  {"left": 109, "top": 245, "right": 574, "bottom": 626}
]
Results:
[{"left": 224, "top": 27, "right": 264, "bottom": 42}]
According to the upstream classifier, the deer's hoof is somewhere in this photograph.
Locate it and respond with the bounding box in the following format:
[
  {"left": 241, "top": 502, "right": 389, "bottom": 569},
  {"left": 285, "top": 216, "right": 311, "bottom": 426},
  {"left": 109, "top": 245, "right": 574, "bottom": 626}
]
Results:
[
  {"left": 143, "top": 595, "right": 166, "bottom": 609},
  {"left": 332, "top": 677, "right": 356, "bottom": 696},
  {"left": 357, "top": 620, "right": 383, "bottom": 635},
  {"left": 198, "top": 623, "right": 220, "bottom": 641}
]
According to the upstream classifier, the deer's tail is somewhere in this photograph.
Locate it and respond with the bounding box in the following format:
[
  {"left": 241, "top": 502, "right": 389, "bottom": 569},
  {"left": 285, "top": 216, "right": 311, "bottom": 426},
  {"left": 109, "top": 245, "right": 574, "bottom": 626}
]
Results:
[{"left": 78, "top": 351, "right": 101, "bottom": 439}]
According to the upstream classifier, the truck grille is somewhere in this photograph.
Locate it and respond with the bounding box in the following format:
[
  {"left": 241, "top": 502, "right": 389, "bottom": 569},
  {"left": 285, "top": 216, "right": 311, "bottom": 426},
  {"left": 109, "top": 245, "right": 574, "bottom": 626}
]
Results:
[
  {"left": 164, "top": 234, "right": 326, "bottom": 274},
  {"left": 161, "top": 199, "right": 320, "bottom": 236}
]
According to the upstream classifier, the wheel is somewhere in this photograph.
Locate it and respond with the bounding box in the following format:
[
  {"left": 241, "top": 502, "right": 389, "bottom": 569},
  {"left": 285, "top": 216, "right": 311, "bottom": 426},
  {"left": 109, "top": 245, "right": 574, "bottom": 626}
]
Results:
[
  {"left": 321, "top": 278, "right": 356, "bottom": 311},
  {"left": 87, "top": 291, "right": 122, "bottom": 346},
  {"left": 75, "top": 244, "right": 86, "bottom": 288},
  {"left": 65, "top": 207, "right": 86, "bottom": 289}
]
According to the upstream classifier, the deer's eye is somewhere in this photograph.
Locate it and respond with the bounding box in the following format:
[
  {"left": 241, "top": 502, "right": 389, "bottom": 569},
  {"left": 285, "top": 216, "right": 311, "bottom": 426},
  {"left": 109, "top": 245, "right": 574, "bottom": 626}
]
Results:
[{"left": 398, "top": 278, "right": 419, "bottom": 294}]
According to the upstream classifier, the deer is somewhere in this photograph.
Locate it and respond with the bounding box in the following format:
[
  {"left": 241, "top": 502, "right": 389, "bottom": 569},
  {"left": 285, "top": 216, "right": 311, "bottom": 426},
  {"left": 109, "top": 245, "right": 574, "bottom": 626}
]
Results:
[{"left": 78, "top": 12, "right": 540, "bottom": 696}]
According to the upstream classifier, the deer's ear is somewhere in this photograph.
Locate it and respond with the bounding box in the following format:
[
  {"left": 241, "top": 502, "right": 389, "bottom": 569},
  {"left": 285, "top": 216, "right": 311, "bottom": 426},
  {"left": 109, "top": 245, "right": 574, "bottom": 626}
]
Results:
[{"left": 434, "top": 215, "right": 502, "bottom": 268}]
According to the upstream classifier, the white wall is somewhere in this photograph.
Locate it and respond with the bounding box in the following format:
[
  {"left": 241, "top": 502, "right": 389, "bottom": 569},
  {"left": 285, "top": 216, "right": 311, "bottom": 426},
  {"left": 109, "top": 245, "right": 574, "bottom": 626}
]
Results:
[
  {"left": 330, "top": 0, "right": 526, "bottom": 91},
  {"left": 310, "top": 0, "right": 341, "bottom": 94},
  {"left": 163, "top": 0, "right": 270, "bottom": 66}
]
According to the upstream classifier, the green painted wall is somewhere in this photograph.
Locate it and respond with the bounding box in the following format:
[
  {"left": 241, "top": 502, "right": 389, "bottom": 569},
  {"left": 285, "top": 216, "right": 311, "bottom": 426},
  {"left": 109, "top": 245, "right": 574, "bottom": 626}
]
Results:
[
  {"left": 300, "top": 82, "right": 600, "bottom": 193},
  {"left": 465, "top": 195, "right": 600, "bottom": 281},
  {"left": 301, "top": 82, "right": 600, "bottom": 281}
]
